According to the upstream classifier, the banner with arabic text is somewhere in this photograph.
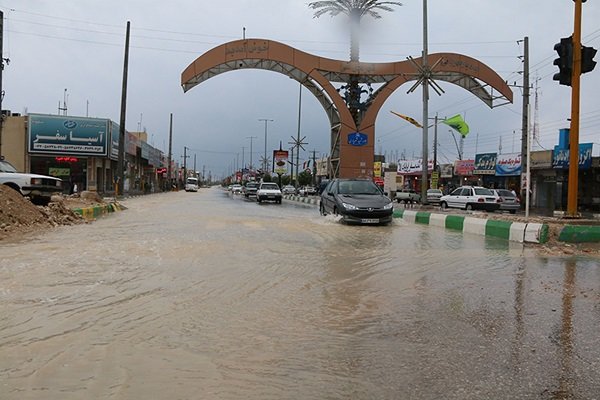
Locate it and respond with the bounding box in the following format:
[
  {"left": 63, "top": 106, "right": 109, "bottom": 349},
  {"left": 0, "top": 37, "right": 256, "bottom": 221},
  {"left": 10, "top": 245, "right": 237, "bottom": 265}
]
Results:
[
  {"left": 495, "top": 153, "right": 522, "bottom": 176},
  {"left": 397, "top": 159, "right": 433, "bottom": 175},
  {"left": 28, "top": 114, "right": 108, "bottom": 156}
]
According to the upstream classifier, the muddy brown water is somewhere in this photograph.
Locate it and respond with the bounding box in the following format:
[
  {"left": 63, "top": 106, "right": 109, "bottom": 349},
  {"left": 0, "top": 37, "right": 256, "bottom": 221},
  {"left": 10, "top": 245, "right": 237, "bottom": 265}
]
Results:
[{"left": 1, "top": 189, "right": 599, "bottom": 399}]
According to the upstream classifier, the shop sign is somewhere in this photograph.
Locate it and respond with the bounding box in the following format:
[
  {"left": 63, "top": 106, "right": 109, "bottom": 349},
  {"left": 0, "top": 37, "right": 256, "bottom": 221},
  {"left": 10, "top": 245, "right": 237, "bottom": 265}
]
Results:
[
  {"left": 474, "top": 153, "right": 497, "bottom": 175},
  {"left": 530, "top": 150, "right": 553, "bottom": 169},
  {"left": 28, "top": 114, "right": 108, "bottom": 156},
  {"left": 552, "top": 143, "right": 593, "bottom": 170},
  {"left": 397, "top": 159, "right": 433, "bottom": 175},
  {"left": 49, "top": 167, "right": 70, "bottom": 177},
  {"left": 439, "top": 164, "right": 453, "bottom": 178},
  {"left": 454, "top": 159, "right": 475, "bottom": 176},
  {"left": 109, "top": 121, "right": 120, "bottom": 161},
  {"left": 496, "top": 153, "right": 521, "bottom": 176},
  {"left": 374, "top": 161, "right": 382, "bottom": 178}
]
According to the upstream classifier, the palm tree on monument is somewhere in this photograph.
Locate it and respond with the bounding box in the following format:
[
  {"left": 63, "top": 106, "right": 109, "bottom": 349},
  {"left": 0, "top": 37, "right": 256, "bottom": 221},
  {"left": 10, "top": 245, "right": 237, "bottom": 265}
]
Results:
[{"left": 309, "top": 0, "right": 402, "bottom": 124}]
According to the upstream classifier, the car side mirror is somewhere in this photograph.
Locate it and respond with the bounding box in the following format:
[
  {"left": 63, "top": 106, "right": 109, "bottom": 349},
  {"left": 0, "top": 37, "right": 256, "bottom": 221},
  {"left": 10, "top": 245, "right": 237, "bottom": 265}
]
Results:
[
  {"left": 327, "top": 191, "right": 334, "bottom": 196},
  {"left": 383, "top": 191, "right": 388, "bottom": 197}
]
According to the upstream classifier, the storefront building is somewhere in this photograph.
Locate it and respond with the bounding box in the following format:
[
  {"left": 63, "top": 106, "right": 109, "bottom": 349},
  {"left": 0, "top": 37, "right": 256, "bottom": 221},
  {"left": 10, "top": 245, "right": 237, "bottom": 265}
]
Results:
[{"left": 2, "top": 113, "right": 168, "bottom": 195}]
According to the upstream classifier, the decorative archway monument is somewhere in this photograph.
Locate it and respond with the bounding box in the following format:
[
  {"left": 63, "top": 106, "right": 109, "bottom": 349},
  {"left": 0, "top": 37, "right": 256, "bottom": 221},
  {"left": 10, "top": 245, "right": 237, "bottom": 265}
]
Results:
[{"left": 181, "top": 39, "right": 513, "bottom": 178}]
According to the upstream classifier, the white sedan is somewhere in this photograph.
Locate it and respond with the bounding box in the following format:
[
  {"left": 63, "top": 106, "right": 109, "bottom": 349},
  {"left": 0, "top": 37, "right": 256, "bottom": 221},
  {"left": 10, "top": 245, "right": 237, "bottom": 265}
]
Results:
[{"left": 256, "top": 182, "right": 282, "bottom": 204}]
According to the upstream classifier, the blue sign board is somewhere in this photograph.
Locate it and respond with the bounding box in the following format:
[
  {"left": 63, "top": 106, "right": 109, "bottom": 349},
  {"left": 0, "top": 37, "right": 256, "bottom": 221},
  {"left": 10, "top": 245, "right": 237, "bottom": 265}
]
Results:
[
  {"left": 347, "top": 132, "right": 368, "bottom": 147},
  {"left": 474, "top": 152, "right": 497, "bottom": 175},
  {"left": 553, "top": 143, "right": 593, "bottom": 170},
  {"left": 28, "top": 114, "right": 108, "bottom": 156},
  {"left": 109, "top": 121, "right": 120, "bottom": 161}
]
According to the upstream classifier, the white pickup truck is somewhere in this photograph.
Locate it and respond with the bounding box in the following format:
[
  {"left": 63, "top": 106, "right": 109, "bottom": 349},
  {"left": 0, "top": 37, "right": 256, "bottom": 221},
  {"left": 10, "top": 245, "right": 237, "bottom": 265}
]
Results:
[
  {"left": 395, "top": 188, "right": 421, "bottom": 204},
  {"left": 0, "top": 159, "right": 63, "bottom": 205}
]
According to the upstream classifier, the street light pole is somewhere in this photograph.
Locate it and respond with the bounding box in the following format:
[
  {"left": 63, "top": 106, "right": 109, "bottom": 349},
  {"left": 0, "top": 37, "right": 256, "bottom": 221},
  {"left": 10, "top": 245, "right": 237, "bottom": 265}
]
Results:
[
  {"left": 259, "top": 118, "right": 274, "bottom": 173},
  {"left": 246, "top": 136, "right": 257, "bottom": 170}
]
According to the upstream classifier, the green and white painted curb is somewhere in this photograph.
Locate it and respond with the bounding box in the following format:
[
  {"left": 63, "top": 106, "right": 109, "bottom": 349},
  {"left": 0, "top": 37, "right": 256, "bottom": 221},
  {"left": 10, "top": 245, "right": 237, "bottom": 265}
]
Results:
[
  {"left": 283, "top": 194, "right": 320, "bottom": 205},
  {"left": 72, "top": 202, "right": 125, "bottom": 220},
  {"left": 558, "top": 225, "right": 600, "bottom": 243},
  {"left": 393, "top": 209, "right": 549, "bottom": 244}
]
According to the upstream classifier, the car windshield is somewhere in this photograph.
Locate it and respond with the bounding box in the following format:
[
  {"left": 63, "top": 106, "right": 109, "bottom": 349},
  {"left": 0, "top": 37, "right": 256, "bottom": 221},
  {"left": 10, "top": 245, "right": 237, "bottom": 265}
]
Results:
[
  {"left": 497, "top": 189, "right": 514, "bottom": 197},
  {"left": 0, "top": 160, "right": 17, "bottom": 173},
  {"left": 261, "top": 183, "right": 279, "bottom": 190},
  {"left": 338, "top": 180, "right": 381, "bottom": 195},
  {"left": 474, "top": 188, "right": 494, "bottom": 195}
]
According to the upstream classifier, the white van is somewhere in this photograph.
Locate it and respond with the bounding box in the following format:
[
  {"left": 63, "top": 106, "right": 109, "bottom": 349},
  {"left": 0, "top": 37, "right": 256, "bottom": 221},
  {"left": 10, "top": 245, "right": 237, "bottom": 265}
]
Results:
[{"left": 185, "top": 177, "right": 199, "bottom": 192}]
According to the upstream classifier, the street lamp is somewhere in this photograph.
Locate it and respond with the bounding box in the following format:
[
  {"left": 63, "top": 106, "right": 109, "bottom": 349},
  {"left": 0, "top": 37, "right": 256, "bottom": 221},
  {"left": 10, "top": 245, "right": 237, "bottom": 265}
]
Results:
[
  {"left": 259, "top": 118, "right": 274, "bottom": 173},
  {"left": 246, "top": 135, "right": 257, "bottom": 170}
]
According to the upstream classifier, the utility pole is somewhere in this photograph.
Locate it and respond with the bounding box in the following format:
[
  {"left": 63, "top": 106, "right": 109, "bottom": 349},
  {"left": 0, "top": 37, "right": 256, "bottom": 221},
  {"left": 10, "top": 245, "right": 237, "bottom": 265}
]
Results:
[
  {"left": 241, "top": 146, "right": 245, "bottom": 170},
  {"left": 182, "top": 146, "right": 189, "bottom": 182},
  {"left": 421, "top": 0, "right": 430, "bottom": 203},
  {"left": 193, "top": 153, "right": 197, "bottom": 176},
  {"left": 246, "top": 136, "right": 257, "bottom": 170},
  {"left": 258, "top": 118, "right": 274, "bottom": 173},
  {"left": 520, "top": 36, "right": 530, "bottom": 202},
  {"left": 116, "top": 21, "right": 130, "bottom": 197},
  {"left": 0, "top": 9, "right": 5, "bottom": 158},
  {"left": 167, "top": 113, "right": 173, "bottom": 188},
  {"left": 311, "top": 150, "right": 318, "bottom": 186},
  {"left": 567, "top": 1, "right": 583, "bottom": 217}
]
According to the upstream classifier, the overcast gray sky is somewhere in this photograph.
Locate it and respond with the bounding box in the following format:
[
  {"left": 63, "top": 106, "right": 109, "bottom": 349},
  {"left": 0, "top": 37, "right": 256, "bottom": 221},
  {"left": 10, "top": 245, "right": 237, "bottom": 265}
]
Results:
[{"left": 2, "top": 1, "right": 599, "bottom": 178}]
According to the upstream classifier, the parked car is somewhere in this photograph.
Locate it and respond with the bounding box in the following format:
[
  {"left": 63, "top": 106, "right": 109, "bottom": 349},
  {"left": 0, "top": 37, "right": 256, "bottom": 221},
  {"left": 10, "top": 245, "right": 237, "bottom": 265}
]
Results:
[
  {"left": 256, "top": 182, "right": 282, "bottom": 204},
  {"left": 281, "top": 185, "right": 296, "bottom": 195},
  {"left": 0, "top": 159, "right": 62, "bottom": 206},
  {"left": 320, "top": 178, "right": 393, "bottom": 225},
  {"left": 395, "top": 188, "right": 421, "bottom": 204},
  {"left": 426, "top": 188, "right": 443, "bottom": 204},
  {"left": 231, "top": 184, "right": 243, "bottom": 194},
  {"left": 243, "top": 182, "right": 259, "bottom": 198},
  {"left": 439, "top": 186, "right": 501, "bottom": 211},
  {"left": 298, "top": 186, "right": 317, "bottom": 196},
  {"left": 492, "top": 189, "right": 520, "bottom": 214}
]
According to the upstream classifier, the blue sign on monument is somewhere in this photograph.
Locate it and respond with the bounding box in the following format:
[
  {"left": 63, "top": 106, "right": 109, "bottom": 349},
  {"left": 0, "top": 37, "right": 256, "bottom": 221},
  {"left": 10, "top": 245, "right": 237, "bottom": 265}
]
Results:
[{"left": 347, "top": 132, "right": 368, "bottom": 147}]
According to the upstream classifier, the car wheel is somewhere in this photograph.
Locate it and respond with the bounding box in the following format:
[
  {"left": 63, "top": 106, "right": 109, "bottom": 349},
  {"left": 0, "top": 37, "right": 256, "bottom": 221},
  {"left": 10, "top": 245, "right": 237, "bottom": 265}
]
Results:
[
  {"left": 466, "top": 204, "right": 473, "bottom": 211},
  {"left": 396, "top": 199, "right": 401, "bottom": 203},
  {"left": 333, "top": 207, "right": 338, "bottom": 216},
  {"left": 320, "top": 203, "right": 327, "bottom": 216},
  {"left": 257, "top": 198, "right": 262, "bottom": 203},
  {"left": 440, "top": 201, "right": 448, "bottom": 210},
  {"left": 510, "top": 209, "right": 517, "bottom": 214}
]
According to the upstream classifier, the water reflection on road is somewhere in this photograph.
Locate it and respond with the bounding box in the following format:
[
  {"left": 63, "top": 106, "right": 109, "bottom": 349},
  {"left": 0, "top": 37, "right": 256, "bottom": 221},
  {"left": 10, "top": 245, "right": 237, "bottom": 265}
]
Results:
[{"left": 1, "top": 188, "right": 599, "bottom": 399}]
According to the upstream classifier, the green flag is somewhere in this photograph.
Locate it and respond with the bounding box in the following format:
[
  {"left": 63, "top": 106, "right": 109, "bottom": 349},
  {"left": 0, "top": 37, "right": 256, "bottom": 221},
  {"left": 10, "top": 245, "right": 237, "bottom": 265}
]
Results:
[{"left": 442, "top": 114, "right": 469, "bottom": 137}]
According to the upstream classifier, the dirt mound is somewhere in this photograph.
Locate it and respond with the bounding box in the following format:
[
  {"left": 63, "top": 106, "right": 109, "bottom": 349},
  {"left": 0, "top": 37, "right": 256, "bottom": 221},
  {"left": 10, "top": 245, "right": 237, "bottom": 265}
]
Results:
[{"left": 0, "top": 185, "right": 84, "bottom": 241}]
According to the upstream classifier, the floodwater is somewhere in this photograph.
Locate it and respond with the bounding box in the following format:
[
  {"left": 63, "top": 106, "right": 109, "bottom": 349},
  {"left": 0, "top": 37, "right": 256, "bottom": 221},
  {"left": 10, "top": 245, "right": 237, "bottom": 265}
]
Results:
[{"left": 1, "top": 188, "right": 599, "bottom": 399}]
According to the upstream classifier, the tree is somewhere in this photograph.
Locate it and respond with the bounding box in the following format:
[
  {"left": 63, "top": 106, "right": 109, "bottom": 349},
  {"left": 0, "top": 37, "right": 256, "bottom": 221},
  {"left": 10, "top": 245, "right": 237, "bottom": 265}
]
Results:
[
  {"left": 308, "top": 1, "right": 402, "bottom": 123},
  {"left": 308, "top": 0, "right": 402, "bottom": 62}
]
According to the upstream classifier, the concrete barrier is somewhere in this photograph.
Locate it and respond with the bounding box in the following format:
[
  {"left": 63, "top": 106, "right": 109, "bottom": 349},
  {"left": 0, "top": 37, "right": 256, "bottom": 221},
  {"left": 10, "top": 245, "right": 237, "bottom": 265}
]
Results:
[{"left": 72, "top": 202, "right": 124, "bottom": 220}]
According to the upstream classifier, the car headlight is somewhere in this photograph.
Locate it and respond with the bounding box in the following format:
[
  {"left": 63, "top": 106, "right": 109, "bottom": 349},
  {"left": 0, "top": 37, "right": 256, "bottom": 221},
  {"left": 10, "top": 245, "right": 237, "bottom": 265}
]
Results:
[
  {"left": 342, "top": 202, "right": 358, "bottom": 210},
  {"left": 383, "top": 202, "right": 393, "bottom": 210}
]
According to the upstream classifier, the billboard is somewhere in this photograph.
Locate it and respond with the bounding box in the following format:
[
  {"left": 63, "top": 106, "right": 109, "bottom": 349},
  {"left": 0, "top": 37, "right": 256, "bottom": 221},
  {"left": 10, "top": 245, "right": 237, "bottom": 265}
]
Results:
[
  {"left": 28, "top": 114, "right": 108, "bottom": 156},
  {"left": 109, "top": 121, "right": 120, "bottom": 161},
  {"left": 474, "top": 153, "right": 497, "bottom": 175},
  {"left": 496, "top": 153, "right": 521, "bottom": 176},
  {"left": 273, "top": 150, "right": 289, "bottom": 175}
]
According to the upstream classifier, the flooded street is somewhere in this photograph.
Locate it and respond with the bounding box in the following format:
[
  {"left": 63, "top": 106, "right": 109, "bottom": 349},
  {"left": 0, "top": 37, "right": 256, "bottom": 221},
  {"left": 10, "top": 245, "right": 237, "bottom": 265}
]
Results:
[{"left": 1, "top": 188, "right": 599, "bottom": 399}]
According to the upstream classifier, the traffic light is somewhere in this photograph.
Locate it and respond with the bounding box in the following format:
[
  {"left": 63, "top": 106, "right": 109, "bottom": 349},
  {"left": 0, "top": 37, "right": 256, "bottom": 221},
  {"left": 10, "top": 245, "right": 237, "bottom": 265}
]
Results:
[
  {"left": 581, "top": 45, "right": 597, "bottom": 74},
  {"left": 553, "top": 37, "right": 573, "bottom": 86}
]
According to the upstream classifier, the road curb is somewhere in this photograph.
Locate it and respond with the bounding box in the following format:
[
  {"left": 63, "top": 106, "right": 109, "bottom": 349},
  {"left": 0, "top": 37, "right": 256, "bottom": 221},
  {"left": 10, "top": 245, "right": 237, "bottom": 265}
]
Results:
[
  {"left": 72, "top": 202, "right": 124, "bottom": 220},
  {"left": 558, "top": 225, "right": 600, "bottom": 243},
  {"left": 393, "top": 209, "right": 549, "bottom": 244}
]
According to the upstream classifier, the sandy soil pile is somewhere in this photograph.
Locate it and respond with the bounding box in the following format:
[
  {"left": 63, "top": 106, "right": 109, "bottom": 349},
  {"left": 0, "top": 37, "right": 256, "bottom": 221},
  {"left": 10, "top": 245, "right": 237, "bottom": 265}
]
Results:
[{"left": 0, "top": 186, "right": 93, "bottom": 241}]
